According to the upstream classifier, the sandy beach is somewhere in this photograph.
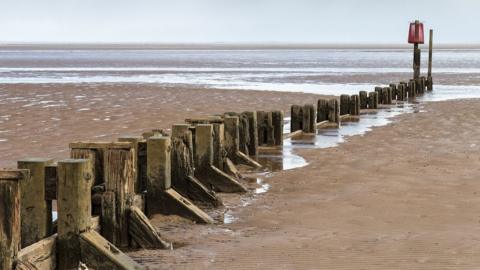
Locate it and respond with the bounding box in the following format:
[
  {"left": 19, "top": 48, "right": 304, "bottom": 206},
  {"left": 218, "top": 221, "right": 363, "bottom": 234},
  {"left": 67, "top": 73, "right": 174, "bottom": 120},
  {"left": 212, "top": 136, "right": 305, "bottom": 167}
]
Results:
[
  {"left": 126, "top": 97, "right": 480, "bottom": 269},
  {"left": 2, "top": 81, "right": 478, "bottom": 269}
]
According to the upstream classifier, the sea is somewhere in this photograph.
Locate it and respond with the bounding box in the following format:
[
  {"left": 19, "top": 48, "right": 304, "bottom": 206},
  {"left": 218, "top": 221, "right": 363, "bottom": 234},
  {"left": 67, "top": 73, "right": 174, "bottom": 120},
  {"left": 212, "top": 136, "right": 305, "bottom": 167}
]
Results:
[{"left": 1, "top": 47, "right": 480, "bottom": 101}]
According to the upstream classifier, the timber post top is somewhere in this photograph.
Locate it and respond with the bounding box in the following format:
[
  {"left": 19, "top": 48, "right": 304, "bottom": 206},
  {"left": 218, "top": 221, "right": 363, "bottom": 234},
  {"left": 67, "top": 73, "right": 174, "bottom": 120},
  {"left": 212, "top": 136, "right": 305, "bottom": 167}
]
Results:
[
  {"left": 17, "top": 157, "right": 54, "bottom": 163},
  {"left": 0, "top": 169, "right": 29, "bottom": 180},
  {"left": 69, "top": 141, "right": 134, "bottom": 149},
  {"left": 57, "top": 158, "right": 90, "bottom": 163}
]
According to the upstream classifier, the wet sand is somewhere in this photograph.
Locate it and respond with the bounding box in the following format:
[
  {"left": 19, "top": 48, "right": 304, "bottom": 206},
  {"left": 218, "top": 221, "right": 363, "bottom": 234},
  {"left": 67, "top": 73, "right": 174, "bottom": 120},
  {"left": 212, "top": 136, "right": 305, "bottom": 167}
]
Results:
[
  {"left": 3, "top": 83, "right": 480, "bottom": 269},
  {"left": 0, "top": 84, "right": 326, "bottom": 167},
  {"left": 128, "top": 98, "right": 480, "bottom": 269}
]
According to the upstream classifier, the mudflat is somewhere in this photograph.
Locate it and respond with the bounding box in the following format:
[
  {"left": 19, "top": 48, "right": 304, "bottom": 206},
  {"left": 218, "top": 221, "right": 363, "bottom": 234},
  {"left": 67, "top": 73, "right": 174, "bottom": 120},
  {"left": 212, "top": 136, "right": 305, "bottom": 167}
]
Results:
[
  {"left": 3, "top": 82, "right": 480, "bottom": 269},
  {"left": 127, "top": 98, "right": 480, "bottom": 269},
  {"left": 0, "top": 83, "right": 325, "bottom": 167}
]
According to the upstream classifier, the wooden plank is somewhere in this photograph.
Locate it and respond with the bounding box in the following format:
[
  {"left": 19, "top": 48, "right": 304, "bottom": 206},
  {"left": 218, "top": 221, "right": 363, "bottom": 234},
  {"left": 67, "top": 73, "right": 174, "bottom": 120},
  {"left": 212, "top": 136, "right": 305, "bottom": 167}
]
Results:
[
  {"left": 128, "top": 206, "right": 171, "bottom": 249},
  {"left": 315, "top": 120, "right": 329, "bottom": 127},
  {"left": 79, "top": 230, "right": 144, "bottom": 270},
  {"left": 0, "top": 170, "right": 27, "bottom": 180},
  {"left": 284, "top": 130, "right": 303, "bottom": 140},
  {"left": 16, "top": 233, "right": 56, "bottom": 270},
  {"left": 69, "top": 142, "right": 133, "bottom": 149},
  {"left": 185, "top": 117, "right": 224, "bottom": 124},
  {"left": 161, "top": 189, "right": 215, "bottom": 224}
]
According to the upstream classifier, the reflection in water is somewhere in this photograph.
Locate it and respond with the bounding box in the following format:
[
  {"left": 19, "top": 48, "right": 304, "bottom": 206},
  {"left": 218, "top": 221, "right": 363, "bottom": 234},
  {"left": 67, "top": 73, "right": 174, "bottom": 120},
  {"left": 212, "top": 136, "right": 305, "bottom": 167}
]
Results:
[
  {"left": 258, "top": 101, "right": 417, "bottom": 171},
  {"left": 257, "top": 146, "right": 308, "bottom": 172}
]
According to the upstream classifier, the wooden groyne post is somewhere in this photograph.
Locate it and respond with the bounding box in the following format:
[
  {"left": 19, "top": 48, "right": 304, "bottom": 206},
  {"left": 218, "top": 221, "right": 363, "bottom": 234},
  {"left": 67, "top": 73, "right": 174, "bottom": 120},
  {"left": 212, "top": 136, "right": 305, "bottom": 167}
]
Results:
[
  {"left": 368, "top": 91, "right": 378, "bottom": 109},
  {"left": 171, "top": 124, "right": 221, "bottom": 207},
  {"left": 57, "top": 159, "right": 91, "bottom": 270},
  {"left": 194, "top": 124, "right": 247, "bottom": 193},
  {"left": 17, "top": 158, "right": 53, "bottom": 248},
  {"left": 427, "top": 29, "right": 433, "bottom": 91},
  {"left": 340, "top": 95, "right": 350, "bottom": 115},
  {"left": 0, "top": 170, "right": 26, "bottom": 270}
]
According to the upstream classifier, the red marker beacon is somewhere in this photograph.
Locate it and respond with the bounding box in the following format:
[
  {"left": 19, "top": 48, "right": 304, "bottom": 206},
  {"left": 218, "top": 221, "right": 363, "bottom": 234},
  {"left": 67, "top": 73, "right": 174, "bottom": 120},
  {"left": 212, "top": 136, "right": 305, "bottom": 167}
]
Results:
[{"left": 408, "top": 21, "right": 424, "bottom": 44}]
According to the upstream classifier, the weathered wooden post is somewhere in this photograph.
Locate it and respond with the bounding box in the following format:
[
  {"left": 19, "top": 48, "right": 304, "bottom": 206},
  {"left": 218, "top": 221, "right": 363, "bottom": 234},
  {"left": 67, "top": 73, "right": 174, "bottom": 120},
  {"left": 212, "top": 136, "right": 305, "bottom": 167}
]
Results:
[
  {"left": 420, "top": 76, "right": 426, "bottom": 94},
  {"left": 257, "top": 111, "right": 275, "bottom": 146},
  {"left": 272, "top": 110, "right": 284, "bottom": 145},
  {"left": 194, "top": 124, "right": 247, "bottom": 193},
  {"left": 359, "top": 91, "right": 368, "bottom": 109},
  {"left": 317, "top": 99, "right": 328, "bottom": 122},
  {"left": 427, "top": 29, "right": 433, "bottom": 91},
  {"left": 212, "top": 123, "right": 226, "bottom": 170},
  {"left": 17, "top": 158, "right": 53, "bottom": 248},
  {"left": 340, "top": 94, "right": 351, "bottom": 115},
  {"left": 0, "top": 170, "right": 26, "bottom": 270},
  {"left": 368, "top": 91, "right": 378, "bottom": 109},
  {"left": 146, "top": 136, "right": 171, "bottom": 215},
  {"left": 327, "top": 99, "right": 339, "bottom": 124},
  {"left": 57, "top": 159, "right": 92, "bottom": 270},
  {"left": 147, "top": 134, "right": 214, "bottom": 224},
  {"left": 408, "top": 79, "right": 416, "bottom": 98},
  {"left": 350, "top": 94, "right": 360, "bottom": 116},
  {"left": 389, "top": 84, "right": 397, "bottom": 100},
  {"left": 397, "top": 83, "right": 405, "bottom": 101},
  {"left": 375, "top": 86, "right": 383, "bottom": 104},
  {"left": 118, "top": 136, "right": 145, "bottom": 193},
  {"left": 104, "top": 144, "right": 135, "bottom": 247},
  {"left": 382, "top": 87, "right": 392, "bottom": 104},
  {"left": 302, "top": 104, "right": 316, "bottom": 133},
  {"left": 290, "top": 105, "right": 303, "bottom": 132},
  {"left": 238, "top": 113, "right": 249, "bottom": 155},
  {"left": 242, "top": 111, "right": 258, "bottom": 156},
  {"left": 70, "top": 143, "right": 105, "bottom": 187},
  {"left": 171, "top": 124, "right": 220, "bottom": 207}
]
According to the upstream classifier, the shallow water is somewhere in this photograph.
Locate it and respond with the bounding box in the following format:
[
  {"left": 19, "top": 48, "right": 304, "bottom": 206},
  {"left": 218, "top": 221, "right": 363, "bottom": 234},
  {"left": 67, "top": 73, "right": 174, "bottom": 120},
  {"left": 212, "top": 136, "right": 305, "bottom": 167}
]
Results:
[{"left": 1, "top": 48, "right": 480, "bottom": 99}]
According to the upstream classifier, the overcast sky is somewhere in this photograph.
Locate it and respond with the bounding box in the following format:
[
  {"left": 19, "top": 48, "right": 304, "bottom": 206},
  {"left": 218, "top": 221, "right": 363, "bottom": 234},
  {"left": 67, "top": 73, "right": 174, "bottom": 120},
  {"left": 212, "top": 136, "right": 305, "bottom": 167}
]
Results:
[{"left": 0, "top": 0, "right": 477, "bottom": 44}]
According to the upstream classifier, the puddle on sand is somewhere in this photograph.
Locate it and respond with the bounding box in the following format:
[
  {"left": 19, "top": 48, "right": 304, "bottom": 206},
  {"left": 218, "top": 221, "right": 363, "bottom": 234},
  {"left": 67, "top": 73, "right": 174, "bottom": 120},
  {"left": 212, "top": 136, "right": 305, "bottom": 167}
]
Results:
[
  {"left": 257, "top": 101, "right": 417, "bottom": 172},
  {"left": 284, "top": 101, "right": 417, "bottom": 149}
]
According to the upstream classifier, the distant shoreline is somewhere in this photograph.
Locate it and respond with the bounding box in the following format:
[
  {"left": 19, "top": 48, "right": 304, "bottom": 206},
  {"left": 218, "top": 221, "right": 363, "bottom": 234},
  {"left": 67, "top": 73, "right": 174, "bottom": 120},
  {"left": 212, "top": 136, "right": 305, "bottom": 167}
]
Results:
[{"left": 1, "top": 43, "right": 479, "bottom": 50}]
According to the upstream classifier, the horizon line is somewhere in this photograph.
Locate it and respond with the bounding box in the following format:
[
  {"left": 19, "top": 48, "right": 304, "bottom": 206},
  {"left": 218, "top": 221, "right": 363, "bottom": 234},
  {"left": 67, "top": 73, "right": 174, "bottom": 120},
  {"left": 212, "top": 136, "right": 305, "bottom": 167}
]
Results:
[{"left": 1, "top": 42, "right": 479, "bottom": 50}]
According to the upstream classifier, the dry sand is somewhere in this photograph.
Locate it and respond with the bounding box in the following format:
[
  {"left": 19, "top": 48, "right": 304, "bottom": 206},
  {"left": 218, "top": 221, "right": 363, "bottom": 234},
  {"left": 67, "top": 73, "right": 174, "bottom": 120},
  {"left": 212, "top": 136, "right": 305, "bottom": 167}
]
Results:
[{"left": 2, "top": 83, "right": 480, "bottom": 269}]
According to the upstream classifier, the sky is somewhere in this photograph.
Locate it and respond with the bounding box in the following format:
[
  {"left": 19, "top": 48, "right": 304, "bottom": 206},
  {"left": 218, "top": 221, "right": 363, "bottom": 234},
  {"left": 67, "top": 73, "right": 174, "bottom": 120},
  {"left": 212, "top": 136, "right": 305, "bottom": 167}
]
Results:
[{"left": 0, "top": 0, "right": 478, "bottom": 44}]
